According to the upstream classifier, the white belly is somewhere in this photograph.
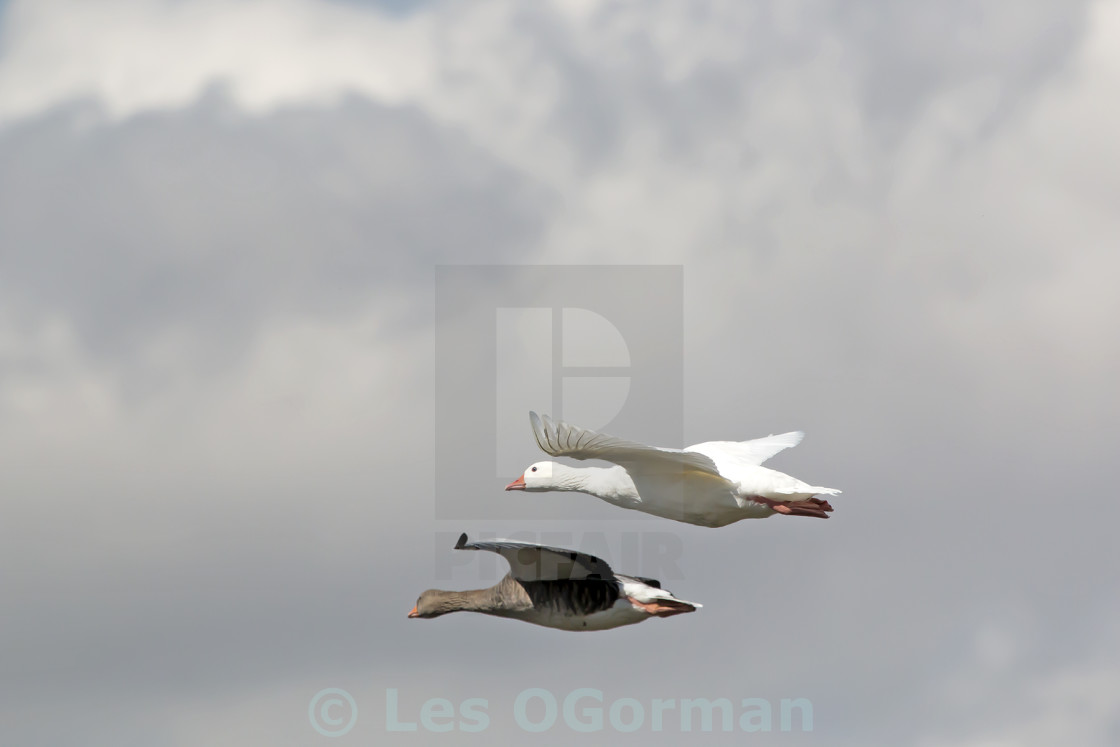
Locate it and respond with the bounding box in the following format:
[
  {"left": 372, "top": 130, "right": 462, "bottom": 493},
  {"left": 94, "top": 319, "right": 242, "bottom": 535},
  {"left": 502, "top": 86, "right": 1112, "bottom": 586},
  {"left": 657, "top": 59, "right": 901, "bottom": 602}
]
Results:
[{"left": 514, "top": 600, "right": 649, "bottom": 631}]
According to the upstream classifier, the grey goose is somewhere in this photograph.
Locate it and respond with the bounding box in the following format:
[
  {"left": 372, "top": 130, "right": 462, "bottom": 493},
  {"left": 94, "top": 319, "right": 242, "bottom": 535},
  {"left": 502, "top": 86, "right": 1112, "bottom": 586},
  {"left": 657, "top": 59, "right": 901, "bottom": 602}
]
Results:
[{"left": 408, "top": 533, "right": 700, "bottom": 631}]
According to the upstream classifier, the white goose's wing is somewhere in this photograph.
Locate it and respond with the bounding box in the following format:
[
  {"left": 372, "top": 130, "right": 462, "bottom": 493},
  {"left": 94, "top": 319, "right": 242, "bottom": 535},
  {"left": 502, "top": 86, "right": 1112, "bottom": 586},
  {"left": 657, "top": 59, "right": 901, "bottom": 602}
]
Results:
[
  {"left": 685, "top": 431, "right": 804, "bottom": 474},
  {"left": 454, "top": 534, "right": 615, "bottom": 582},
  {"left": 530, "top": 412, "right": 722, "bottom": 478}
]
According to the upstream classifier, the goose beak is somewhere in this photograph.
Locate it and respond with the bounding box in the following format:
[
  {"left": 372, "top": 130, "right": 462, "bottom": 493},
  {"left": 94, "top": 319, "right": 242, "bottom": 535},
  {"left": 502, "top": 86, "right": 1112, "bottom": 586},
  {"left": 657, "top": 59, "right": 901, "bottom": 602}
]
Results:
[
  {"left": 407, "top": 606, "right": 419, "bottom": 618},
  {"left": 505, "top": 475, "right": 526, "bottom": 491}
]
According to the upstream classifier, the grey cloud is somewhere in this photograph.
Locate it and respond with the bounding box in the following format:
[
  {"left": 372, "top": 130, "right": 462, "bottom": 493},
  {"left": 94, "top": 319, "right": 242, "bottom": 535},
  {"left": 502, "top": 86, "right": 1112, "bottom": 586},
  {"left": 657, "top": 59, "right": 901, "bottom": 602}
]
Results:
[
  {"left": 498, "top": 0, "right": 1090, "bottom": 168},
  {"left": 835, "top": 0, "right": 1088, "bottom": 136},
  {"left": 1, "top": 0, "right": 1116, "bottom": 745},
  {"left": 0, "top": 92, "right": 549, "bottom": 365}
]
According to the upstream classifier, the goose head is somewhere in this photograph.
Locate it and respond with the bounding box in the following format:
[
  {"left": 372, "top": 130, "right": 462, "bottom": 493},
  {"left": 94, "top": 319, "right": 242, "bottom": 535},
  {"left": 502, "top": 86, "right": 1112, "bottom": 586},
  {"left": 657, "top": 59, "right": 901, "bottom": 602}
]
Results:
[
  {"left": 408, "top": 589, "right": 458, "bottom": 619},
  {"left": 505, "top": 460, "right": 569, "bottom": 491}
]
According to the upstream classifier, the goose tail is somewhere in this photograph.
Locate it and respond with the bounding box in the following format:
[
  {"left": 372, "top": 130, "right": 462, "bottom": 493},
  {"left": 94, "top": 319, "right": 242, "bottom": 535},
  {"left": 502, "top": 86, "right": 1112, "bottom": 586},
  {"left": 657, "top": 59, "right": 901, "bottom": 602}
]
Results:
[{"left": 620, "top": 576, "right": 702, "bottom": 616}]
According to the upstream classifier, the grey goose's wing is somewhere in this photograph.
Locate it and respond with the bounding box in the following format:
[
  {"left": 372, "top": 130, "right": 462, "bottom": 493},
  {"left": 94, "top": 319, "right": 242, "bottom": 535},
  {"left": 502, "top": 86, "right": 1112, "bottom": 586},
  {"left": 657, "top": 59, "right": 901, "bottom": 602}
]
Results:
[{"left": 454, "top": 533, "right": 615, "bottom": 582}]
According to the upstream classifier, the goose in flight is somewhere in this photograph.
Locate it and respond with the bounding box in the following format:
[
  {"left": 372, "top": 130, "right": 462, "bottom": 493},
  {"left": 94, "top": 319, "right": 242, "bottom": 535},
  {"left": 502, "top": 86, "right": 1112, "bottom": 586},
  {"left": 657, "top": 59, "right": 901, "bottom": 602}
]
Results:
[
  {"left": 408, "top": 533, "right": 700, "bottom": 631},
  {"left": 506, "top": 412, "right": 840, "bottom": 527}
]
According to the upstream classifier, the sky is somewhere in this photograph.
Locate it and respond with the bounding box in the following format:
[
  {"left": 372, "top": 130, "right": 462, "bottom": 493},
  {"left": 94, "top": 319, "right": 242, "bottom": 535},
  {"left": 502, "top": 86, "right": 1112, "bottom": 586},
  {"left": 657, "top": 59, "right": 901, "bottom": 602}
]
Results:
[{"left": 2, "top": 0, "right": 1119, "bottom": 744}]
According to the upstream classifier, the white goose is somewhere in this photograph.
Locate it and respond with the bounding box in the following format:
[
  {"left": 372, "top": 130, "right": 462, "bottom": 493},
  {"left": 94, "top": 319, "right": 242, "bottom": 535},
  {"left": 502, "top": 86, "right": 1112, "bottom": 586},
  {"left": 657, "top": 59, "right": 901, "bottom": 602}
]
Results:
[
  {"left": 506, "top": 412, "right": 840, "bottom": 527},
  {"left": 408, "top": 533, "right": 700, "bottom": 631}
]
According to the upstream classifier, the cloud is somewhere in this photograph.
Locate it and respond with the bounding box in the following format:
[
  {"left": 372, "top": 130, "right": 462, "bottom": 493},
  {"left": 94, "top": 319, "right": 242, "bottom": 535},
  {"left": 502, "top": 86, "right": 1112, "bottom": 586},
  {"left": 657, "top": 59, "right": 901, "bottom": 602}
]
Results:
[
  {"left": 0, "top": 95, "right": 548, "bottom": 363},
  {"left": 1, "top": 0, "right": 1118, "bottom": 745},
  {"left": 0, "top": 0, "right": 436, "bottom": 122}
]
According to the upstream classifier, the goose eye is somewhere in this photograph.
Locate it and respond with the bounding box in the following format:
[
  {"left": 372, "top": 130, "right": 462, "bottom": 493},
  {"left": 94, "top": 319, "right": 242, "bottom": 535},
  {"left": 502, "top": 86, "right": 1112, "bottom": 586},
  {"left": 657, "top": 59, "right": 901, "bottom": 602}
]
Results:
[{"left": 530, "top": 466, "right": 538, "bottom": 472}]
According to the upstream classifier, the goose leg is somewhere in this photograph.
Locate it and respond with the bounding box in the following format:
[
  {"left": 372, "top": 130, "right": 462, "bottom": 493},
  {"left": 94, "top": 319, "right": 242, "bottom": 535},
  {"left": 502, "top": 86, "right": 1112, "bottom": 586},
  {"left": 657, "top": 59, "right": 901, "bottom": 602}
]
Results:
[
  {"left": 627, "top": 598, "right": 697, "bottom": 617},
  {"left": 754, "top": 496, "right": 834, "bottom": 519}
]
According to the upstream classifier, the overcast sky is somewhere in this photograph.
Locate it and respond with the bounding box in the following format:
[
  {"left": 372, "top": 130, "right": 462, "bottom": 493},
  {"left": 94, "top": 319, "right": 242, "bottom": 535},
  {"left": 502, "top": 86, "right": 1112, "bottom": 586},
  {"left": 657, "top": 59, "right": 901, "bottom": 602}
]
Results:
[{"left": 2, "top": 0, "right": 1119, "bottom": 745}]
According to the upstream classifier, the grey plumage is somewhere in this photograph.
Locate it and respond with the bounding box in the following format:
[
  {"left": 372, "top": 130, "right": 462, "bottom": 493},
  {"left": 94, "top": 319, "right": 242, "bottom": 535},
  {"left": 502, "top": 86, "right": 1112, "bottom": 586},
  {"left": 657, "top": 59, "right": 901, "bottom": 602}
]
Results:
[{"left": 408, "top": 533, "right": 700, "bottom": 631}]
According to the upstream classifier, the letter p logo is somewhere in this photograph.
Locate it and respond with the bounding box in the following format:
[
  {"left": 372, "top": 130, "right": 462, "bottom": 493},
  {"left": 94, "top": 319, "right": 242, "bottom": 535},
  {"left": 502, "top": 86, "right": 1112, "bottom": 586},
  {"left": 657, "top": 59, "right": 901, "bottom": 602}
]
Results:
[{"left": 434, "top": 266, "right": 683, "bottom": 520}]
